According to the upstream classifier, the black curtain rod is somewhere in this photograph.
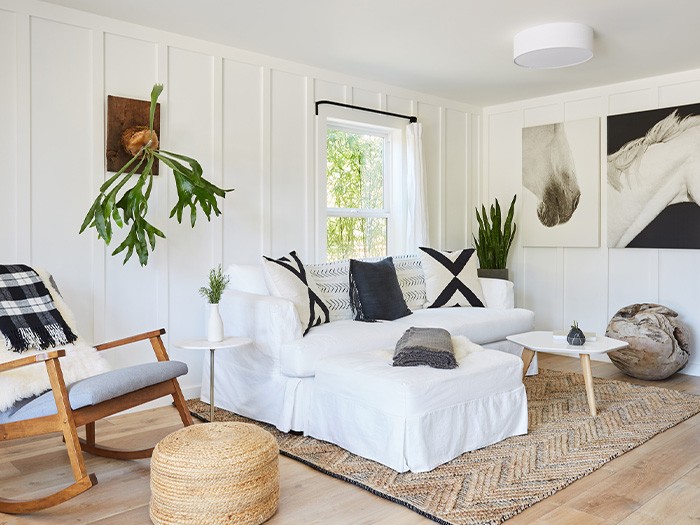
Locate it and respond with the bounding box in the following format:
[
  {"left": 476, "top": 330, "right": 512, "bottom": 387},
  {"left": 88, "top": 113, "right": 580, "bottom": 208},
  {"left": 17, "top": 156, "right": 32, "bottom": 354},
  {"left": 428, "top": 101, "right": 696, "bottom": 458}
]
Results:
[{"left": 315, "top": 100, "right": 417, "bottom": 123}]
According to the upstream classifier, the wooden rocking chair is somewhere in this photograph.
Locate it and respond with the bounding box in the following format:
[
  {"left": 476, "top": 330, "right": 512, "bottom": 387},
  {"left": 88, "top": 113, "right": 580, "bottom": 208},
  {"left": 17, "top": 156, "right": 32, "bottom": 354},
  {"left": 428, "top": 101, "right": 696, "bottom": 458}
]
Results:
[{"left": 0, "top": 328, "right": 193, "bottom": 514}]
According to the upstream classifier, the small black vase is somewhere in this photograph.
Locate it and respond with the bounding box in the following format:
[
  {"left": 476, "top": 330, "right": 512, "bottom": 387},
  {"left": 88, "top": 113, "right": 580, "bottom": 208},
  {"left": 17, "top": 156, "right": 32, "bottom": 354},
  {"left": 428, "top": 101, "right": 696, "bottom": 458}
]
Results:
[{"left": 567, "top": 327, "right": 586, "bottom": 346}]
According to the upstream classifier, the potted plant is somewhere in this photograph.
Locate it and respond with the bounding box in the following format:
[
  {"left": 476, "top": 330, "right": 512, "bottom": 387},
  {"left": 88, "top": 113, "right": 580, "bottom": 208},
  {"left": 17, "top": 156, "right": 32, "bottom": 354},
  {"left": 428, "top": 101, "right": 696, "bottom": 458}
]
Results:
[
  {"left": 79, "top": 84, "right": 231, "bottom": 266},
  {"left": 473, "top": 195, "right": 517, "bottom": 280},
  {"left": 199, "top": 265, "right": 230, "bottom": 342}
]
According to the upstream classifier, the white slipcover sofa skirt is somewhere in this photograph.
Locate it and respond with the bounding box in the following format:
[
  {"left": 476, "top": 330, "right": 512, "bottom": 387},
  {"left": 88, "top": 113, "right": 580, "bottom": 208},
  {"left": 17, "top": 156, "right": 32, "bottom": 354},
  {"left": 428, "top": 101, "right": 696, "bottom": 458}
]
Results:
[{"left": 306, "top": 347, "right": 527, "bottom": 473}]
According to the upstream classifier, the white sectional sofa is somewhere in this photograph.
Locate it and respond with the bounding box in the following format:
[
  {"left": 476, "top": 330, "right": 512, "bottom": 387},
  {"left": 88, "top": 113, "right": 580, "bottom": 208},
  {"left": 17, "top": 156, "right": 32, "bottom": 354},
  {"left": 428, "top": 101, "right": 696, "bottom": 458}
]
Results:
[{"left": 203, "top": 256, "right": 536, "bottom": 435}]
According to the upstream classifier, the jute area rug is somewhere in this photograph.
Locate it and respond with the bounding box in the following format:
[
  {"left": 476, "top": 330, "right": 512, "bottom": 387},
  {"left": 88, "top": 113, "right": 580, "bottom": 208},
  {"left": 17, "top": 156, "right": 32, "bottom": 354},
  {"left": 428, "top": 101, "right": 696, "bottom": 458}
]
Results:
[{"left": 186, "top": 369, "right": 700, "bottom": 525}]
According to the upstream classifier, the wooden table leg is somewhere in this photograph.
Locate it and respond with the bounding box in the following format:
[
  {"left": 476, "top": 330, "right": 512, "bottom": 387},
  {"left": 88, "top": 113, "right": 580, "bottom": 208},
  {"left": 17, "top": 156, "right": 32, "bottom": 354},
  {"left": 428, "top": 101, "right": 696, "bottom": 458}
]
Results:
[
  {"left": 521, "top": 347, "right": 536, "bottom": 379},
  {"left": 579, "top": 353, "right": 597, "bottom": 416}
]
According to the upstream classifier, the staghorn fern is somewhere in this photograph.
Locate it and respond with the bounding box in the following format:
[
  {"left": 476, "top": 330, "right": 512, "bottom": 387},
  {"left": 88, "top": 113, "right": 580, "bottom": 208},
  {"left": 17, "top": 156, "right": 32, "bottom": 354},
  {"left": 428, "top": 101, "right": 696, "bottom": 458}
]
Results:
[
  {"left": 473, "top": 195, "right": 517, "bottom": 269},
  {"left": 79, "top": 84, "right": 232, "bottom": 266}
]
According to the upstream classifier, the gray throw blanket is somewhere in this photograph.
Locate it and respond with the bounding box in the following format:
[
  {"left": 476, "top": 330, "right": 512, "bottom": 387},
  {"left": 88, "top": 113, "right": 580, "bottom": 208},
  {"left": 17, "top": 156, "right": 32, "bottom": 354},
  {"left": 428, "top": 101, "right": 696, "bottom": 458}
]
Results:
[{"left": 393, "top": 327, "right": 457, "bottom": 369}]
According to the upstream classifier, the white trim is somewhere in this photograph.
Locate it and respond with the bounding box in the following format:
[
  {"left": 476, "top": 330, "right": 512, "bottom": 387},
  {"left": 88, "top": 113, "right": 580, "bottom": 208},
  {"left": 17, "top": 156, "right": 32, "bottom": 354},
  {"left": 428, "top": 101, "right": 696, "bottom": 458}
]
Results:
[
  {"left": 210, "top": 54, "right": 224, "bottom": 265},
  {"left": 90, "top": 28, "right": 106, "bottom": 344},
  {"left": 317, "top": 105, "right": 406, "bottom": 262},
  {"left": 15, "top": 12, "right": 30, "bottom": 262}
]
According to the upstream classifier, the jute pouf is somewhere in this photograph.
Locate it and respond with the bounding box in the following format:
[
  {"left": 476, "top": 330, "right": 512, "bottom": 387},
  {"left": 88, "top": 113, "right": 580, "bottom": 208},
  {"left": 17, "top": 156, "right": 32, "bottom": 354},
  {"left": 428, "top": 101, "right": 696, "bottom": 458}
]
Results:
[{"left": 150, "top": 422, "right": 279, "bottom": 525}]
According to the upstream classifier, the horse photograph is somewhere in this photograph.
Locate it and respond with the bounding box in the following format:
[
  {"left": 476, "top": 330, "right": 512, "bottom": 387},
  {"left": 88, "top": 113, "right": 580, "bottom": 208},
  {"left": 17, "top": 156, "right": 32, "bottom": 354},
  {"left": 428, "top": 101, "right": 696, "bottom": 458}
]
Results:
[
  {"left": 521, "top": 117, "right": 600, "bottom": 247},
  {"left": 608, "top": 103, "right": 700, "bottom": 249}
]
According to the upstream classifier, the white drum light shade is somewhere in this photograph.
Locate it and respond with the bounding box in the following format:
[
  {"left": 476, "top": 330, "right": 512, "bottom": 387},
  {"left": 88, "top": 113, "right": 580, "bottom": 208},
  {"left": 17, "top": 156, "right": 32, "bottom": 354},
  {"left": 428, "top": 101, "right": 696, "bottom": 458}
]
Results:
[{"left": 514, "top": 22, "right": 593, "bottom": 68}]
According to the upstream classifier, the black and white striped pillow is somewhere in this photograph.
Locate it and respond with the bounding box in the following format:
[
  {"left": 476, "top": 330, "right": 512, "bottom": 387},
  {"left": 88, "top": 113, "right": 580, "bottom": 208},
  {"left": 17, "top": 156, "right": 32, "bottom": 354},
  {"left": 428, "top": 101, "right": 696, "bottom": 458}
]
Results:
[
  {"left": 419, "top": 247, "right": 486, "bottom": 308},
  {"left": 262, "top": 251, "right": 330, "bottom": 335}
]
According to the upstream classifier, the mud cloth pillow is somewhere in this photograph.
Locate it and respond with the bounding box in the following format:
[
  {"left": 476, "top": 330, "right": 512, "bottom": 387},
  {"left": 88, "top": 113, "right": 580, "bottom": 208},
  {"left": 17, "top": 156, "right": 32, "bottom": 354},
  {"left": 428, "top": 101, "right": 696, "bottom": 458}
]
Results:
[
  {"left": 419, "top": 247, "right": 486, "bottom": 308},
  {"left": 262, "top": 251, "right": 330, "bottom": 335},
  {"left": 349, "top": 257, "right": 412, "bottom": 322}
]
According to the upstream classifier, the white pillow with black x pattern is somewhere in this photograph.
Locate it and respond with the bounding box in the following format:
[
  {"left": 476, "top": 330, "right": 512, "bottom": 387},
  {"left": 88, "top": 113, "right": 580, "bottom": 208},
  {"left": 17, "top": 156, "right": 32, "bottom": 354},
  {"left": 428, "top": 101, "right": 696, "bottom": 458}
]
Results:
[{"left": 418, "top": 247, "right": 486, "bottom": 308}]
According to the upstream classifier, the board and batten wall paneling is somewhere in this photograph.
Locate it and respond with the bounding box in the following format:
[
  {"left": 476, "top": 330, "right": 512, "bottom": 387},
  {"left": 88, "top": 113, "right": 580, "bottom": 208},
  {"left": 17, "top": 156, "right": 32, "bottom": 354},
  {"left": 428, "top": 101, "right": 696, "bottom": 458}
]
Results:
[
  {"left": 269, "top": 69, "right": 308, "bottom": 259},
  {"left": 417, "top": 102, "right": 443, "bottom": 248},
  {"left": 351, "top": 87, "right": 382, "bottom": 110},
  {"left": 0, "top": 9, "right": 17, "bottom": 261},
  {"left": 314, "top": 79, "right": 347, "bottom": 104},
  {"left": 30, "top": 17, "right": 94, "bottom": 339},
  {"left": 166, "top": 47, "right": 218, "bottom": 384},
  {"left": 659, "top": 250, "right": 700, "bottom": 372},
  {"left": 386, "top": 94, "right": 413, "bottom": 117},
  {"left": 484, "top": 110, "right": 525, "bottom": 301},
  {"left": 444, "top": 108, "right": 468, "bottom": 250},
  {"left": 102, "top": 33, "right": 162, "bottom": 371},
  {"left": 222, "top": 59, "right": 264, "bottom": 266}
]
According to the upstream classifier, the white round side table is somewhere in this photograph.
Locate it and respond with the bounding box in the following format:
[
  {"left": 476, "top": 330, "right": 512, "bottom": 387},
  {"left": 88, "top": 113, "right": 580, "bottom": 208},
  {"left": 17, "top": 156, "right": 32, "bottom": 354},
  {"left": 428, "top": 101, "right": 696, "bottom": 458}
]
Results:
[{"left": 175, "top": 336, "right": 252, "bottom": 422}]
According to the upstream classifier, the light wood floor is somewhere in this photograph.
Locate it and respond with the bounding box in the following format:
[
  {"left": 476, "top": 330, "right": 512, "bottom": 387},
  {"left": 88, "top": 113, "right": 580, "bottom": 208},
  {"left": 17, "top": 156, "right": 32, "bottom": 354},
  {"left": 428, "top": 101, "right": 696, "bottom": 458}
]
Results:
[{"left": 2, "top": 354, "right": 700, "bottom": 524}]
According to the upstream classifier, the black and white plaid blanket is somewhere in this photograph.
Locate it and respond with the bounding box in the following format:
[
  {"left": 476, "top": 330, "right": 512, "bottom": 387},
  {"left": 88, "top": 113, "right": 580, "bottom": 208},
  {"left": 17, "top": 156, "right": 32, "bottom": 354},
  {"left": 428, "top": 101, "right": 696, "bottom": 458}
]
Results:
[{"left": 0, "top": 264, "right": 77, "bottom": 353}]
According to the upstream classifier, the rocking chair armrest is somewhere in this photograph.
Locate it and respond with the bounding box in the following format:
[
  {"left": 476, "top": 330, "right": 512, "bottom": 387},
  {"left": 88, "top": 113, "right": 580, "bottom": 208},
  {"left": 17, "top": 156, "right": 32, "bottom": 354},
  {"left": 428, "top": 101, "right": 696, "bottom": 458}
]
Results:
[
  {"left": 94, "top": 328, "right": 171, "bottom": 362},
  {"left": 94, "top": 328, "right": 166, "bottom": 351},
  {"left": 0, "top": 350, "right": 66, "bottom": 373}
]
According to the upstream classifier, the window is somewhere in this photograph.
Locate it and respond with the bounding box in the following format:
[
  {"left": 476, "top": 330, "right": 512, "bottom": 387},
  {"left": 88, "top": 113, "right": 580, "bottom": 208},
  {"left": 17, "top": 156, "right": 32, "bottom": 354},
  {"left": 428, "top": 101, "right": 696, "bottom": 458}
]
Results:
[
  {"left": 317, "top": 109, "right": 404, "bottom": 262},
  {"left": 325, "top": 125, "right": 390, "bottom": 261}
]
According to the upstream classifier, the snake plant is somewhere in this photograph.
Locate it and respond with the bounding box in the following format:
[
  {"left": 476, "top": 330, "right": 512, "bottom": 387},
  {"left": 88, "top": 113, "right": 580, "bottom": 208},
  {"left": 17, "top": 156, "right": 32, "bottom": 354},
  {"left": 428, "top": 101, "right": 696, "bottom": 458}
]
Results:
[
  {"left": 473, "top": 195, "right": 517, "bottom": 269},
  {"left": 80, "top": 84, "right": 231, "bottom": 266}
]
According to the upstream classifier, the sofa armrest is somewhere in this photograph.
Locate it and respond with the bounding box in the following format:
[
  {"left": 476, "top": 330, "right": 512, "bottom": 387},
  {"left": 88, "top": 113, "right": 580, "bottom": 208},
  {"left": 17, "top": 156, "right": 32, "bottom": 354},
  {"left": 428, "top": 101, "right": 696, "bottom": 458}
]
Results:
[
  {"left": 478, "top": 278, "right": 515, "bottom": 309},
  {"left": 219, "top": 290, "right": 303, "bottom": 364}
]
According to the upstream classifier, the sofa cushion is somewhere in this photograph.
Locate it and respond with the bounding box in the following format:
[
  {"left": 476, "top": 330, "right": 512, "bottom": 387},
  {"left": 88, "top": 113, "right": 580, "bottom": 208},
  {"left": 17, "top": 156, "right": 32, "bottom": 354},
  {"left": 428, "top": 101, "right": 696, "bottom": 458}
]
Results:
[
  {"left": 419, "top": 247, "right": 486, "bottom": 308},
  {"left": 1, "top": 360, "right": 188, "bottom": 423},
  {"left": 307, "top": 347, "right": 527, "bottom": 472},
  {"left": 262, "top": 251, "right": 330, "bottom": 335},
  {"left": 280, "top": 319, "right": 410, "bottom": 377},
  {"left": 349, "top": 258, "right": 411, "bottom": 322},
  {"left": 280, "top": 307, "right": 535, "bottom": 378},
  {"left": 394, "top": 307, "right": 535, "bottom": 346}
]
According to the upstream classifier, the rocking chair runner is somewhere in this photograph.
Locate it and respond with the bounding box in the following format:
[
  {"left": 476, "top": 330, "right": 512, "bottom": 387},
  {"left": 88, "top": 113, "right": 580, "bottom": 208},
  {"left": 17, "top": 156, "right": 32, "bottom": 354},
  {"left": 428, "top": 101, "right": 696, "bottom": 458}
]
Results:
[{"left": 0, "top": 328, "right": 193, "bottom": 514}]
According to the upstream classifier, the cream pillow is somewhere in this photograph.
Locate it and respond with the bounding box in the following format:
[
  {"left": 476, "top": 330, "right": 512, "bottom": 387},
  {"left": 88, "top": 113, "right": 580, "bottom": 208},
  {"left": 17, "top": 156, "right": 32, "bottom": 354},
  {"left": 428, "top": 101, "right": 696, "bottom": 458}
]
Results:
[{"left": 419, "top": 247, "right": 486, "bottom": 308}]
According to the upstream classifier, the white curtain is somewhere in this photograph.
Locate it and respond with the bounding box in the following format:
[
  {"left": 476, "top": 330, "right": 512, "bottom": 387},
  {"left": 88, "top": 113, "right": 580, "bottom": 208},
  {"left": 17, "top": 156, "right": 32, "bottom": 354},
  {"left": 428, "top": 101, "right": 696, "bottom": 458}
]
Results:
[{"left": 405, "top": 122, "right": 429, "bottom": 251}]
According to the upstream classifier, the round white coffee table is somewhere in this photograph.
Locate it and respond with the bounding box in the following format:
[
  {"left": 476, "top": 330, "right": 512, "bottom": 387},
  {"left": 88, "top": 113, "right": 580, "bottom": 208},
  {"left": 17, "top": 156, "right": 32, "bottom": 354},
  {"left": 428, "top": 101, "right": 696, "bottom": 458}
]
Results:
[
  {"left": 507, "top": 331, "right": 628, "bottom": 416},
  {"left": 176, "top": 336, "right": 252, "bottom": 422}
]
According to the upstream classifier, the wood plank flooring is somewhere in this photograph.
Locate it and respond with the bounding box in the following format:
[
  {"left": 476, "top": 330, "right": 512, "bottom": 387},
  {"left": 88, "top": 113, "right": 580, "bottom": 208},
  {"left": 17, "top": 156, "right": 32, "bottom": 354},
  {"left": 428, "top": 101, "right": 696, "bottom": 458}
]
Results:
[{"left": 1, "top": 354, "right": 699, "bottom": 524}]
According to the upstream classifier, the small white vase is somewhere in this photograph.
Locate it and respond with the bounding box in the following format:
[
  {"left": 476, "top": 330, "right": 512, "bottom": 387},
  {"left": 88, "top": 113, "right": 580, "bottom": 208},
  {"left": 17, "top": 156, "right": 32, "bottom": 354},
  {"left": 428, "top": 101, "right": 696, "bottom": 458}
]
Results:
[{"left": 207, "top": 303, "right": 224, "bottom": 342}]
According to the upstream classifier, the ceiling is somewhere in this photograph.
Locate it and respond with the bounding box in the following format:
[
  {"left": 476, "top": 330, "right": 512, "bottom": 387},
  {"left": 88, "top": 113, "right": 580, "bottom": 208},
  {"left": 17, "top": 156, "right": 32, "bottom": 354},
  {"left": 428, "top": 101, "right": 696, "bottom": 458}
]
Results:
[{"left": 43, "top": 0, "right": 700, "bottom": 106}]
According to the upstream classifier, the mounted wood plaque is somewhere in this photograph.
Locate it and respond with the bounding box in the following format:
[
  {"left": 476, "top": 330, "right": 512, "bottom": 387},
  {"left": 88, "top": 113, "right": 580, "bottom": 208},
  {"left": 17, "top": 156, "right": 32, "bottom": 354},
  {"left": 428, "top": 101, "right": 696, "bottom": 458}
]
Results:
[{"left": 106, "top": 95, "right": 160, "bottom": 174}]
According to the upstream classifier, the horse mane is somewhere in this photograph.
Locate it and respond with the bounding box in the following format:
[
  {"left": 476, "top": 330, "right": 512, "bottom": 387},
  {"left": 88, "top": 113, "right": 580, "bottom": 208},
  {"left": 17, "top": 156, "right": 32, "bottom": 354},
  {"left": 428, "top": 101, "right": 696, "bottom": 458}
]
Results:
[{"left": 608, "top": 110, "right": 700, "bottom": 191}]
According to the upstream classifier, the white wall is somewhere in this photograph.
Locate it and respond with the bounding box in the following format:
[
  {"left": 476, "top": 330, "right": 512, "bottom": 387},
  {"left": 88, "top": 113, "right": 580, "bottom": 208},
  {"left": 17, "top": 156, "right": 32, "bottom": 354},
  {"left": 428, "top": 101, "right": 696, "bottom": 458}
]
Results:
[
  {"left": 482, "top": 69, "right": 700, "bottom": 376},
  {"left": 0, "top": 0, "right": 479, "bottom": 397}
]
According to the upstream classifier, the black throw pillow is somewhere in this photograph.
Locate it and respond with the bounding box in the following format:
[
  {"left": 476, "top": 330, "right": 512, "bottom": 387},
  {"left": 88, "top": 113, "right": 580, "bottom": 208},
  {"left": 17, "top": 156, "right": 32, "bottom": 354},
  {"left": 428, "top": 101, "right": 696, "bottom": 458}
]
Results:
[{"left": 349, "top": 257, "right": 412, "bottom": 322}]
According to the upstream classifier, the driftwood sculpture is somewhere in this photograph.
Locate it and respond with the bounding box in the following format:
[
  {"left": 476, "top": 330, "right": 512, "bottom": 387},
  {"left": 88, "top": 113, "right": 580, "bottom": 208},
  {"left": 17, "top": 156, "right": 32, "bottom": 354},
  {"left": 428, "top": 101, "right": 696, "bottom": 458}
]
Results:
[{"left": 606, "top": 303, "right": 690, "bottom": 380}]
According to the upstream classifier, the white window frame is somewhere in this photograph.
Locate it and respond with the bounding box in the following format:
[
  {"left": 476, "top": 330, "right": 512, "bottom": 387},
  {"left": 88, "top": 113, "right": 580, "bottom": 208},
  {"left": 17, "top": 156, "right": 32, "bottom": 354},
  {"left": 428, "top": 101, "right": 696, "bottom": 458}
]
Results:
[{"left": 316, "top": 105, "right": 405, "bottom": 262}]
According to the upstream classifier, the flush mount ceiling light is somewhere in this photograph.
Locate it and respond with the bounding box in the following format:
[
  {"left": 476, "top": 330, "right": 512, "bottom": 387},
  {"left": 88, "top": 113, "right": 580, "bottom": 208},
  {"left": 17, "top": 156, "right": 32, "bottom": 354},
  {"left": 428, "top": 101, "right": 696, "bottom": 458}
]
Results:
[{"left": 514, "top": 22, "right": 593, "bottom": 69}]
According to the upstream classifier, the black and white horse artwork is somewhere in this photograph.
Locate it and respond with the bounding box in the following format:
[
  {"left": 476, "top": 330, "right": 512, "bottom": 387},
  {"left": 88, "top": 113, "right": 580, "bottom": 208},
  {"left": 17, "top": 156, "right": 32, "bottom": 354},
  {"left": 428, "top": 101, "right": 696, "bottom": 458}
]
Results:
[
  {"left": 608, "top": 106, "right": 700, "bottom": 249},
  {"left": 521, "top": 118, "right": 599, "bottom": 248},
  {"left": 523, "top": 123, "right": 581, "bottom": 228}
]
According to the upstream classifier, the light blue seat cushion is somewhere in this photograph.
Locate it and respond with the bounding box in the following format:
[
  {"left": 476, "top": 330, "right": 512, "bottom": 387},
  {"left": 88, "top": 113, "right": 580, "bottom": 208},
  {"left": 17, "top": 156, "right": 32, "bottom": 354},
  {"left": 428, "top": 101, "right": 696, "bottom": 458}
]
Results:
[{"left": 0, "top": 361, "right": 188, "bottom": 424}]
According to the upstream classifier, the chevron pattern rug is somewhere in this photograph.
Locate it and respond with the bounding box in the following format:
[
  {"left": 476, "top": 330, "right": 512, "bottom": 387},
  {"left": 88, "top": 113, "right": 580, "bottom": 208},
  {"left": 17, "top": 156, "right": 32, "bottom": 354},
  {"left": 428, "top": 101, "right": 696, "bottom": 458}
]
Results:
[{"left": 187, "top": 369, "right": 700, "bottom": 525}]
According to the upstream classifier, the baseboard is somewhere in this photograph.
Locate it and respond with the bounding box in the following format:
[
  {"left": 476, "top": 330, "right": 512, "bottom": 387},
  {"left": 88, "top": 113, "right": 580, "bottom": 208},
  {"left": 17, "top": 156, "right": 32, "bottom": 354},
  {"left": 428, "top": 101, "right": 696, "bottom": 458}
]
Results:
[{"left": 680, "top": 362, "right": 700, "bottom": 377}]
